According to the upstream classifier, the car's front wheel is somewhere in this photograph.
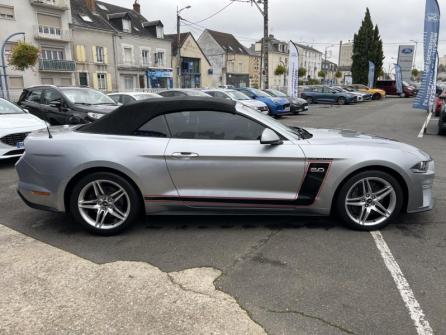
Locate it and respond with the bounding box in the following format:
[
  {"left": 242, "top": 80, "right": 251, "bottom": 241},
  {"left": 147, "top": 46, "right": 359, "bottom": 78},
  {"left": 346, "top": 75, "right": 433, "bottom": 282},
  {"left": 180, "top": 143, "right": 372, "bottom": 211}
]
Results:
[
  {"left": 306, "top": 97, "right": 314, "bottom": 104},
  {"left": 335, "top": 170, "right": 403, "bottom": 231},
  {"left": 337, "top": 97, "right": 346, "bottom": 105},
  {"left": 372, "top": 93, "right": 381, "bottom": 100},
  {"left": 70, "top": 172, "right": 141, "bottom": 235}
]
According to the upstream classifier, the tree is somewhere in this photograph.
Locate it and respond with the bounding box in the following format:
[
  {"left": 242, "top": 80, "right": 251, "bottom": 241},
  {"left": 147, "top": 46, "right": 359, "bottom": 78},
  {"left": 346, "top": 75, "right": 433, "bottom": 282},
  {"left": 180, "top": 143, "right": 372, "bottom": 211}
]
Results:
[
  {"left": 9, "top": 42, "right": 39, "bottom": 71},
  {"left": 274, "top": 64, "right": 286, "bottom": 76},
  {"left": 351, "top": 8, "right": 384, "bottom": 85},
  {"left": 335, "top": 70, "right": 342, "bottom": 79},
  {"left": 298, "top": 67, "right": 307, "bottom": 78},
  {"left": 437, "top": 65, "right": 445, "bottom": 73},
  {"left": 412, "top": 68, "right": 420, "bottom": 79},
  {"left": 318, "top": 70, "right": 326, "bottom": 78}
]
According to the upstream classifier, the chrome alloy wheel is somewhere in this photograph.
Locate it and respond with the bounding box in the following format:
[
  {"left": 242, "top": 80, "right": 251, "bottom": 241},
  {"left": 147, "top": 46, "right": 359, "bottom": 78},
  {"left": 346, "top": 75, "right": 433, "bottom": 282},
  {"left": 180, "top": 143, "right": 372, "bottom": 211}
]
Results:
[
  {"left": 77, "top": 180, "right": 130, "bottom": 230},
  {"left": 344, "top": 177, "right": 396, "bottom": 226}
]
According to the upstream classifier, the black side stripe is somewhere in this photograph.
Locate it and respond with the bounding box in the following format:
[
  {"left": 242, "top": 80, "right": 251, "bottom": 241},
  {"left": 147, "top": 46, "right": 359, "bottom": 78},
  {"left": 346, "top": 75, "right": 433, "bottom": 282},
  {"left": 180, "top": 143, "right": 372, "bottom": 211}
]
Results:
[{"left": 145, "top": 162, "right": 330, "bottom": 206}]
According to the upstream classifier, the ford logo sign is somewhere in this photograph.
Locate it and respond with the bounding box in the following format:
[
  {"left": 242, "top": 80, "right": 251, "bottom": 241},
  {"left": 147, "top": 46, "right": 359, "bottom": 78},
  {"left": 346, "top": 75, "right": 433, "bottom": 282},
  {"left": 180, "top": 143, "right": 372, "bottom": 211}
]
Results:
[{"left": 401, "top": 48, "right": 413, "bottom": 54}]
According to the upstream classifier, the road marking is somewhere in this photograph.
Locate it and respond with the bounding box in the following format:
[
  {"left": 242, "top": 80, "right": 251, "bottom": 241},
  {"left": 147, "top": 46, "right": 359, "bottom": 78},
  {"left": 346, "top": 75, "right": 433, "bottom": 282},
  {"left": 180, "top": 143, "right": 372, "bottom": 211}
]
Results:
[
  {"left": 418, "top": 112, "right": 433, "bottom": 138},
  {"left": 370, "top": 231, "right": 433, "bottom": 335}
]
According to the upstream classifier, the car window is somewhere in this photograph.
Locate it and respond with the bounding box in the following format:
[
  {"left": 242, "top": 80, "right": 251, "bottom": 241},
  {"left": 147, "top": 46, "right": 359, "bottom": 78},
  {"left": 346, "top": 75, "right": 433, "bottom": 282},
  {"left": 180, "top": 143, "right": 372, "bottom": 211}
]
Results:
[
  {"left": 42, "top": 89, "right": 63, "bottom": 105},
  {"left": 322, "top": 87, "right": 332, "bottom": 93},
  {"left": 121, "top": 95, "right": 134, "bottom": 105},
  {"left": 240, "top": 90, "right": 255, "bottom": 98},
  {"left": 134, "top": 115, "right": 170, "bottom": 138},
  {"left": 165, "top": 111, "right": 266, "bottom": 141},
  {"left": 214, "top": 91, "right": 229, "bottom": 99},
  {"left": 109, "top": 95, "right": 121, "bottom": 104},
  {"left": 26, "top": 90, "right": 43, "bottom": 103}
]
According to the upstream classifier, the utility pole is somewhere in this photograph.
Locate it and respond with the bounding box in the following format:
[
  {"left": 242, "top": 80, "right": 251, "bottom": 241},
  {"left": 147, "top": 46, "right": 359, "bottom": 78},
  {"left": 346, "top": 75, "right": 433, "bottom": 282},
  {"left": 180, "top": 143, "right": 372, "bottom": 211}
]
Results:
[{"left": 176, "top": 5, "right": 191, "bottom": 89}]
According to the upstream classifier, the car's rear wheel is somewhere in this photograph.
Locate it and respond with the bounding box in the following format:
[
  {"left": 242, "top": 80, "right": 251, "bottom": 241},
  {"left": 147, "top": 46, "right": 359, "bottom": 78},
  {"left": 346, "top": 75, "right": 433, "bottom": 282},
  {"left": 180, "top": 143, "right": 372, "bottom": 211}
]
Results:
[
  {"left": 335, "top": 171, "right": 403, "bottom": 231},
  {"left": 337, "top": 97, "right": 346, "bottom": 105},
  {"left": 372, "top": 93, "right": 381, "bottom": 100},
  {"left": 70, "top": 172, "right": 141, "bottom": 235}
]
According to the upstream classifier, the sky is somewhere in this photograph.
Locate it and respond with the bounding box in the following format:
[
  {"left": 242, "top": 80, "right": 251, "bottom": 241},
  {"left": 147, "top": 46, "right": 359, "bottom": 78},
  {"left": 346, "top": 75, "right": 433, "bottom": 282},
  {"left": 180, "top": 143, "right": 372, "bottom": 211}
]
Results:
[{"left": 106, "top": 0, "right": 445, "bottom": 71}]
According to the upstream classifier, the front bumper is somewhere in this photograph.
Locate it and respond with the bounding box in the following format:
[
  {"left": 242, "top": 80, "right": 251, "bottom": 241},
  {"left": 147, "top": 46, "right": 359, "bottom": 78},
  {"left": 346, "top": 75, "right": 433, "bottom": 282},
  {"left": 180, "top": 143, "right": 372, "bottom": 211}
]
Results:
[
  {"left": 291, "top": 103, "right": 309, "bottom": 113},
  {"left": 406, "top": 166, "right": 435, "bottom": 214}
]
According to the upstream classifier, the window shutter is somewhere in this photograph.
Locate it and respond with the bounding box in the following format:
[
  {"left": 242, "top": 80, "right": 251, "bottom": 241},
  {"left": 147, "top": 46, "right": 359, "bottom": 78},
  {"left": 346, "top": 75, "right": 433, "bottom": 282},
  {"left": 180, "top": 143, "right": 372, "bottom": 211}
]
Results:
[
  {"left": 81, "top": 46, "right": 86, "bottom": 62},
  {"left": 104, "top": 47, "right": 108, "bottom": 64},
  {"left": 106, "top": 73, "right": 112, "bottom": 92},
  {"left": 92, "top": 46, "right": 97, "bottom": 63},
  {"left": 92, "top": 72, "right": 98, "bottom": 89},
  {"left": 75, "top": 45, "right": 80, "bottom": 61}
]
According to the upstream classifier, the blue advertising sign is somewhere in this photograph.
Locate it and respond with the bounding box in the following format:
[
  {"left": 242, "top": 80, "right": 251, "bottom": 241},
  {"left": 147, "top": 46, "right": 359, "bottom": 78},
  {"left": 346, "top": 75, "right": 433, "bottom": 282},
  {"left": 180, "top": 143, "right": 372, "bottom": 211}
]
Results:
[
  {"left": 395, "top": 64, "right": 403, "bottom": 95},
  {"left": 368, "top": 61, "right": 375, "bottom": 88},
  {"left": 413, "top": 0, "right": 441, "bottom": 110}
]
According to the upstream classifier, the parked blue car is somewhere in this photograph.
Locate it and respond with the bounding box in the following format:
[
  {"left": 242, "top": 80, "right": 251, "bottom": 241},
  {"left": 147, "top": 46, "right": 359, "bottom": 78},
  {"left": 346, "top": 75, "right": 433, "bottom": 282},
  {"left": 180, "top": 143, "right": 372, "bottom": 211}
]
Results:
[
  {"left": 236, "top": 87, "right": 290, "bottom": 117},
  {"left": 301, "top": 86, "right": 357, "bottom": 105}
]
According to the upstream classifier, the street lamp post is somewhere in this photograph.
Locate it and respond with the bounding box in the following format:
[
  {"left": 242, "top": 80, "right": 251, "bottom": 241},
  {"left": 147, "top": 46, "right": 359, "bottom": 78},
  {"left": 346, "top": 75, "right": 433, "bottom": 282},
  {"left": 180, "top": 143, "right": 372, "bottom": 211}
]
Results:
[
  {"left": 1, "top": 32, "right": 25, "bottom": 100},
  {"left": 410, "top": 39, "right": 419, "bottom": 70},
  {"left": 177, "top": 5, "right": 191, "bottom": 89}
]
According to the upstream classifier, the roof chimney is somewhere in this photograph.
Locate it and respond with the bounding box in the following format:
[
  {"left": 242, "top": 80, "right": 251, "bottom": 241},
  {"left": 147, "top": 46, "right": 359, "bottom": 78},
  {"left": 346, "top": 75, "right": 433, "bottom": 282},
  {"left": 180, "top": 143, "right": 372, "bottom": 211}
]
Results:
[
  {"left": 133, "top": 0, "right": 141, "bottom": 14},
  {"left": 84, "top": 0, "right": 96, "bottom": 12}
]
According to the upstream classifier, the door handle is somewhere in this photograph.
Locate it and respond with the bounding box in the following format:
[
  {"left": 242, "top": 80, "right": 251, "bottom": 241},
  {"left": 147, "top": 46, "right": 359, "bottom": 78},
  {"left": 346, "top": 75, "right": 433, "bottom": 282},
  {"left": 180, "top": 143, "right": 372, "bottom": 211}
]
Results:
[{"left": 171, "top": 152, "right": 199, "bottom": 159}]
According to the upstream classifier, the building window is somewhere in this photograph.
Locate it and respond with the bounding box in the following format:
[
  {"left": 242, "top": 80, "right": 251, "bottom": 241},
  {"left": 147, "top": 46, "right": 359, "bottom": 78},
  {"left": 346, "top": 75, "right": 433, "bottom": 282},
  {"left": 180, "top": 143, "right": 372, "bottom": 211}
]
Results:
[
  {"left": 122, "top": 19, "right": 131, "bottom": 33},
  {"left": 37, "top": 14, "right": 62, "bottom": 38},
  {"left": 96, "top": 46, "right": 104, "bottom": 63},
  {"left": 156, "top": 26, "right": 164, "bottom": 39},
  {"left": 42, "top": 78, "right": 54, "bottom": 85},
  {"left": 141, "top": 49, "right": 150, "bottom": 66},
  {"left": 123, "top": 47, "right": 133, "bottom": 64},
  {"left": 80, "top": 14, "right": 93, "bottom": 22},
  {"left": 41, "top": 48, "right": 64, "bottom": 60},
  {"left": 124, "top": 76, "right": 134, "bottom": 90},
  {"left": 154, "top": 51, "right": 164, "bottom": 66},
  {"left": 79, "top": 72, "right": 88, "bottom": 86},
  {"left": 0, "top": 5, "right": 14, "bottom": 20},
  {"left": 97, "top": 73, "right": 107, "bottom": 90},
  {"left": 238, "top": 63, "right": 243, "bottom": 73}
]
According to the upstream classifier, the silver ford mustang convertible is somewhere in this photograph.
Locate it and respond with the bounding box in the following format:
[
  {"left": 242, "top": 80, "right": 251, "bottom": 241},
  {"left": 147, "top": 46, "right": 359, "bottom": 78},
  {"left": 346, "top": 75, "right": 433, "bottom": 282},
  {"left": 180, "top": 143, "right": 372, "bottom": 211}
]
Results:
[{"left": 16, "top": 97, "right": 434, "bottom": 235}]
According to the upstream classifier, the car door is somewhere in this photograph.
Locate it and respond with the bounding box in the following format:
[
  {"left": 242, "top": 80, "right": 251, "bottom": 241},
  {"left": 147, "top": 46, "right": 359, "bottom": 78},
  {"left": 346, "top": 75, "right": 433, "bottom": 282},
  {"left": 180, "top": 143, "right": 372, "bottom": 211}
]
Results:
[
  {"left": 322, "top": 87, "right": 337, "bottom": 103},
  {"left": 42, "top": 89, "right": 68, "bottom": 125},
  {"left": 19, "top": 89, "right": 44, "bottom": 120},
  {"left": 163, "top": 110, "right": 306, "bottom": 209}
]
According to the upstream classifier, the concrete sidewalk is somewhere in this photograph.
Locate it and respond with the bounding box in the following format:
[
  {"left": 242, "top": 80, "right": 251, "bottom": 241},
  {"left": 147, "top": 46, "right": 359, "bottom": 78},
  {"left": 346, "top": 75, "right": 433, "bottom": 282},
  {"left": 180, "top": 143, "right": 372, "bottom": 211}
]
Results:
[{"left": 0, "top": 225, "right": 265, "bottom": 335}]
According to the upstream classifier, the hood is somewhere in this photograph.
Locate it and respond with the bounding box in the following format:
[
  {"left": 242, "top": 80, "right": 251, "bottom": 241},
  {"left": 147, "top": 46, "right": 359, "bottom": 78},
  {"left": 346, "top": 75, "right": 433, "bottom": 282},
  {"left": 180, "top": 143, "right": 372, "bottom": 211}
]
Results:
[
  {"left": 271, "top": 97, "right": 288, "bottom": 104},
  {"left": 74, "top": 104, "right": 119, "bottom": 114},
  {"left": 0, "top": 113, "right": 46, "bottom": 131},
  {"left": 306, "top": 128, "right": 429, "bottom": 159},
  {"left": 290, "top": 97, "right": 307, "bottom": 104},
  {"left": 240, "top": 100, "right": 267, "bottom": 108}
]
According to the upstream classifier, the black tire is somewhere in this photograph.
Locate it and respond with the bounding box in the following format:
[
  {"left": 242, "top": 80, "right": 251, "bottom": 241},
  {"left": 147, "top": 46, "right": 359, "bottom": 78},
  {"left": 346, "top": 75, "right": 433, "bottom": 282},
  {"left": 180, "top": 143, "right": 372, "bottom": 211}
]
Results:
[
  {"left": 438, "top": 123, "right": 446, "bottom": 135},
  {"left": 306, "top": 97, "right": 314, "bottom": 104},
  {"left": 372, "top": 93, "right": 381, "bottom": 100},
  {"left": 335, "top": 170, "right": 404, "bottom": 231},
  {"left": 337, "top": 97, "right": 346, "bottom": 105},
  {"left": 69, "top": 172, "right": 141, "bottom": 235}
]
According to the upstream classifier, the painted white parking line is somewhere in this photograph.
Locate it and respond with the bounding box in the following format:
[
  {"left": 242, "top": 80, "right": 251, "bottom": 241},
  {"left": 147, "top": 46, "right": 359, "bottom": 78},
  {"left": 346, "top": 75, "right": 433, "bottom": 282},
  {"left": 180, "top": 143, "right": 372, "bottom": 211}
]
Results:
[{"left": 370, "top": 231, "right": 433, "bottom": 335}]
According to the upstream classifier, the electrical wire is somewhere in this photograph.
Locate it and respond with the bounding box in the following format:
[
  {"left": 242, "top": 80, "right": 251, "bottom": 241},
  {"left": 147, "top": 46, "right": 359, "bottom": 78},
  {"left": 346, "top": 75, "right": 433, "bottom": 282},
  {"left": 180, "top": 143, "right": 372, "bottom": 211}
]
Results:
[{"left": 186, "top": 2, "right": 235, "bottom": 25}]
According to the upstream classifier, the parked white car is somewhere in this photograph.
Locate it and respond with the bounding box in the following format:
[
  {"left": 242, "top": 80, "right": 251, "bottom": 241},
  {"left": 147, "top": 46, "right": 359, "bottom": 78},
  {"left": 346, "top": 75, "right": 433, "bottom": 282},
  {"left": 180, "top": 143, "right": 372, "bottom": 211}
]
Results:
[
  {"left": 0, "top": 98, "right": 47, "bottom": 160},
  {"left": 108, "top": 92, "right": 162, "bottom": 105},
  {"left": 203, "top": 89, "right": 269, "bottom": 114}
]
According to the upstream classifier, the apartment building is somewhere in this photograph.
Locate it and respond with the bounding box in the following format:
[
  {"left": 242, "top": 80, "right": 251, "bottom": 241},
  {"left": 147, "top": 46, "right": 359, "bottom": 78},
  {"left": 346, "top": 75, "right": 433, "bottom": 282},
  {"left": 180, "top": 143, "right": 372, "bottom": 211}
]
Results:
[
  {"left": 0, "top": 0, "right": 75, "bottom": 99},
  {"left": 198, "top": 29, "right": 250, "bottom": 88},
  {"left": 294, "top": 43, "right": 323, "bottom": 80},
  {"left": 71, "top": 0, "right": 172, "bottom": 92}
]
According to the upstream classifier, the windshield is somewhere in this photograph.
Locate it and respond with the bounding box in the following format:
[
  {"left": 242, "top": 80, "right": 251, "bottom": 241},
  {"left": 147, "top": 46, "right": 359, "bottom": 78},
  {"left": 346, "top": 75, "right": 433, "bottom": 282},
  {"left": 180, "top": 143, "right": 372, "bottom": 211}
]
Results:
[
  {"left": 61, "top": 88, "right": 116, "bottom": 105},
  {"left": 134, "top": 94, "right": 161, "bottom": 100},
  {"left": 0, "top": 99, "right": 25, "bottom": 115},
  {"left": 226, "top": 90, "right": 251, "bottom": 100},
  {"left": 237, "top": 103, "right": 312, "bottom": 140},
  {"left": 185, "top": 90, "right": 211, "bottom": 97},
  {"left": 250, "top": 88, "right": 272, "bottom": 98},
  {"left": 267, "top": 89, "right": 287, "bottom": 97}
]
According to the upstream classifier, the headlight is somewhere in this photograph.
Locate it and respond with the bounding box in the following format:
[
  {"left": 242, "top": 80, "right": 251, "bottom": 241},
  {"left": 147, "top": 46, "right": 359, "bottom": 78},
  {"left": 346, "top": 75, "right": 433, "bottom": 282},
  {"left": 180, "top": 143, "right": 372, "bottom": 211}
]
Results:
[
  {"left": 411, "top": 160, "right": 432, "bottom": 173},
  {"left": 87, "top": 112, "right": 104, "bottom": 120}
]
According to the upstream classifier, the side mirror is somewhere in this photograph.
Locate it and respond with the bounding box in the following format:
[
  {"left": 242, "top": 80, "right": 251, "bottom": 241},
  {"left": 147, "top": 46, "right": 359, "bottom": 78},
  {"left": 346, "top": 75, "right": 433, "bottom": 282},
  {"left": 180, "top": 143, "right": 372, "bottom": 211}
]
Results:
[
  {"left": 22, "top": 108, "right": 30, "bottom": 113},
  {"left": 260, "top": 128, "right": 283, "bottom": 145},
  {"left": 67, "top": 115, "right": 82, "bottom": 124}
]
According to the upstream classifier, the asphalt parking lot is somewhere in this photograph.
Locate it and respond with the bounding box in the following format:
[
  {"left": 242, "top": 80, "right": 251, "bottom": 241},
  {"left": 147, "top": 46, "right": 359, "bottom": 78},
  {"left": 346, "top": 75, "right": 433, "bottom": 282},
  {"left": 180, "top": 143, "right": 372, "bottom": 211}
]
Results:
[{"left": 0, "top": 98, "right": 445, "bottom": 335}]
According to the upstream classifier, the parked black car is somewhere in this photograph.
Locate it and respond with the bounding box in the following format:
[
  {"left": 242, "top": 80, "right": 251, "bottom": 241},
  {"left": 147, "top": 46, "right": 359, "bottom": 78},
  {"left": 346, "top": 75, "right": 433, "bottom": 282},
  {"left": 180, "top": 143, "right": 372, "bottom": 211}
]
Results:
[
  {"left": 263, "top": 88, "right": 309, "bottom": 114},
  {"left": 438, "top": 104, "right": 446, "bottom": 135},
  {"left": 18, "top": 86, "right": 119, "bottom": 125}
]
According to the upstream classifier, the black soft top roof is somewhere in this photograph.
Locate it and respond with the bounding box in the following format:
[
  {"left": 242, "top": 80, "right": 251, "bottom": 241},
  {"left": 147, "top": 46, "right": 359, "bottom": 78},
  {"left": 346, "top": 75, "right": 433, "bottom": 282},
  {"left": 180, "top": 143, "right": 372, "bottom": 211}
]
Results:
[{"left": 79, "top": 97, "right": 236, "bottom": 135}]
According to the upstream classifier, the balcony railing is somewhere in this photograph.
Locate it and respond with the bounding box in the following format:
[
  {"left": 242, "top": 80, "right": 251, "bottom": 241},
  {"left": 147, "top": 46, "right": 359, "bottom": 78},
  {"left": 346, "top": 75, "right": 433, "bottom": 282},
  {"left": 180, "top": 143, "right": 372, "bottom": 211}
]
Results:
[
  {"left": 39, "top": 59, "right": 75, "bottom": 72},
  {"left": 30, "top": 0, "right": 68, "bottom": 10},
  {"left": 34, "top": 26, "right": 71, "bottom": 42}
]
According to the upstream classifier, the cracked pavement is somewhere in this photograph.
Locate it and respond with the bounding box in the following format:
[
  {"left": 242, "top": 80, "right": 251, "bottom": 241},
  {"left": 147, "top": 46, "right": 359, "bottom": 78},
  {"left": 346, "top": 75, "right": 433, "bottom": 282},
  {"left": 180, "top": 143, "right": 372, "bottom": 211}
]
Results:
[{"left": 0, "top": 98, "right": 445, "bottom": 334}]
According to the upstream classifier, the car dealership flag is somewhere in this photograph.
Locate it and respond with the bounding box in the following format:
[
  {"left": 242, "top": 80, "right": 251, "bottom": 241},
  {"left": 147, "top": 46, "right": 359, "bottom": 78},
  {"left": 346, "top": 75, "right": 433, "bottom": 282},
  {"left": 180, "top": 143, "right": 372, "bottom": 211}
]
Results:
[
  {"left": 368, "top": 61, "right": 375, "bottom": 88},
  {"left": 395, "top": 64, "right": 403, "bottom": 95},
  {"left": 288, "top": 41, "right": 299, "bottom": 99},
  {"left": 413, "top": 0, "right": 441, "bottom": 110}
]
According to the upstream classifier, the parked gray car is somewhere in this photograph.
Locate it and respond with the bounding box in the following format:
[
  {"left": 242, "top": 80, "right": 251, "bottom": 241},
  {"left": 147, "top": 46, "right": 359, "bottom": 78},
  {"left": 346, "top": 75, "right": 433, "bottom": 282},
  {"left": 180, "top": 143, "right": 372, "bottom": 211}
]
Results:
[{"left": 16, "top": 97, "right": 434, "bottom": 235}]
